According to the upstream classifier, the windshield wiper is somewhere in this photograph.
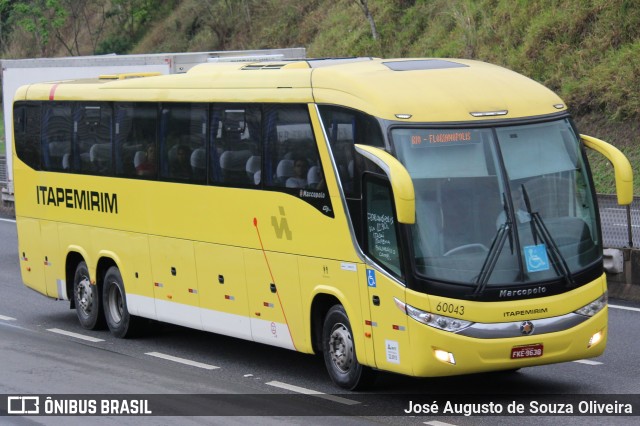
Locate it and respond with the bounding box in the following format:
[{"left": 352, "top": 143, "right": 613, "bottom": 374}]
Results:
[
  {"left": 520, "top": 184, "right": 575, "bottom": 287},
  {"left": 474, "top": 193, "right": 513, "bottom": 295}
]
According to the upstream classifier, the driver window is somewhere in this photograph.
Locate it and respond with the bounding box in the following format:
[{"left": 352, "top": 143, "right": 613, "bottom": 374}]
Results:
[{"left": 365, "top": 177, "right": 403, "bottom": 278}]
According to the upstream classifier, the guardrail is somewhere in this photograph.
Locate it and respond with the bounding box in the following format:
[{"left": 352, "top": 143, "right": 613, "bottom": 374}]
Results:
[
  {"left": 597, "top": 194, "right": 639, "bottom": 249},
  {"left": 0, "top": 155, "right": 6, "bottom": 187}
]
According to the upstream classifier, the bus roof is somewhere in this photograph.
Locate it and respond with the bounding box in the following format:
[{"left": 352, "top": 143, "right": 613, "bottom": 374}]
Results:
[{"left": 16, "top": 58, "right": 566, "bottom": 122}]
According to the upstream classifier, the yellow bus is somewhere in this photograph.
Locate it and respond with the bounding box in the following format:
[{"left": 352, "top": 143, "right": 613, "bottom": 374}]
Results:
[{"left": 12, "top": 58, "right": 632, "bottom": 389}]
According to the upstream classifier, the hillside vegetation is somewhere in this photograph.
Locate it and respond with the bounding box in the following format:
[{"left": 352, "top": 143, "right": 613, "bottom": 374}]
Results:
[{"left": 1, "top": 0, "right": 639, "bottom": 193}]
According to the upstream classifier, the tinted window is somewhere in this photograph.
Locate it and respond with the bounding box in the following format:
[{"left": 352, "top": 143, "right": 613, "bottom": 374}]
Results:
[
  {"left": 210, "top": 105, "right": 261, "bottom": 186},
  {"left": 41, "top": 103, "right": 73, "bottom": 171},
  {"left": 160, "top": 103, "right": 208, "bottom": 183},
  {"left": 14, "top": 102, "right": 42, "bottom": 170},
  {"left": 114, "top": 103, "right": 158, "bottom": 178},
  {"left": 318, "top": 105, "right": 384, "bottom": 197},
  {"left": 75, "top": 103, "right": 112, "bottom": 175},
  {"left": 365, "top": 176, "right": 403, "bottom": 278},
  {"left": 264, "top": 104, "right": 321, "bottom": 190}
]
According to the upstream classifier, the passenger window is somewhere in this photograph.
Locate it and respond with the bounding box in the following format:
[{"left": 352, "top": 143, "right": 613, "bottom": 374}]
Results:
[
  {"left": 160, "top": 103, "right": 207, "bottom": 183},
  {"left": 114, "top": 103, "right": 158, "bottom": 178},
  {"left": 318, "top": 105, "right": 384, "bottom": 198},
  {"left": 75, "top": 103, "right": 112, "bottom": 175},
  {"left": 209, "top": 105, "right": 261, "bottom": 186},
  {"left": 41, "top": 103, "right": 73, "bottom": 171},
  {"left": 264, "top": 104, "right": 321, "bottom": 190},
  {"left": 14, "top": 102, "right": 42, "bottom": 170},
  {"left": 263, "top": 104, "right": 333, "bottom": 217},
  {"left": 364, "top": 176, "right": 403, "bottom": 278}
]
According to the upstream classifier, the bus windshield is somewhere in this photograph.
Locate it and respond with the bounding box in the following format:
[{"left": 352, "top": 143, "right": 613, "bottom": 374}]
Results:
[{"left": 391, "top": 119, "right": 600, "bottom": 287}]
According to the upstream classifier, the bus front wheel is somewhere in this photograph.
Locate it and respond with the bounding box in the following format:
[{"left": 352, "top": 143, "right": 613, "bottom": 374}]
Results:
[
  {"left": 322, "top": 304, "right": 375, "bottom": 390},
  {"left": 103, "top": 266, "right": 136, "bottom": 338},
  {"left": 73, "top": 261, "right": 104, "bottom": 330}
]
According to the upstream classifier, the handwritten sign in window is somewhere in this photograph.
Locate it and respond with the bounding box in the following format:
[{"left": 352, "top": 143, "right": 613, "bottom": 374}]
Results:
[{"left": 365, "top": 180, "right": 402, "bottom": 277}]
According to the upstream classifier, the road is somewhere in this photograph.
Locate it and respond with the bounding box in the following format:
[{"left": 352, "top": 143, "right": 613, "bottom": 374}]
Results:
[{"left": 0, "top": 217, "right": 638, "bottom": 425}]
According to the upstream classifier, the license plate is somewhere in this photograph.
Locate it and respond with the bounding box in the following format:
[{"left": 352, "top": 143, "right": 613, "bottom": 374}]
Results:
[{"left": 511, "top": 343, "right": 543, "bottom": 359}]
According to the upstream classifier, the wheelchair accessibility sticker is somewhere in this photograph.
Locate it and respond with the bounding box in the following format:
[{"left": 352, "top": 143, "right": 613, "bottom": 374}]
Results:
[
  {"left": 366, "top": 269, "right": 377, "bottom": 287},
  {"left": 524, "top": 244, "right": 550, "bottom": 273}
]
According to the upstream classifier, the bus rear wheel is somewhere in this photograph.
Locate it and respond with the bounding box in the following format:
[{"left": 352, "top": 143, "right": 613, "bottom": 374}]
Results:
[
  {"left": 103, "top": 266, "right": 136, "bottom": 338},
  {"left": 73, "top": 261, "right": 104, "bottom": 330},
  {"left": 322, "top": 304, "right": 375, "bottom": 390}
]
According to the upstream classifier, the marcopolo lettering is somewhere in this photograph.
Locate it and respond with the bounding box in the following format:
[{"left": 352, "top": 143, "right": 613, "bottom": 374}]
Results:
[
  {"left": 499, "top": 286, "right": 547, "bottom": 299},
  {"left": 36, "top": 186, "right": 118, "bottom": 214}
]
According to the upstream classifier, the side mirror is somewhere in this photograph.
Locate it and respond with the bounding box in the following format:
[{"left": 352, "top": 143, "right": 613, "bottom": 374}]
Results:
[
  {"left": 581, "top": 135, "right": 633, "bottom": 205},
  {"left": 354, "top": 144, "right": 415, "bottom": 224}
]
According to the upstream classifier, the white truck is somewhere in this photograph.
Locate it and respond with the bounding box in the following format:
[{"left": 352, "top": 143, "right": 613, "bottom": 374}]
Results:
[{"left": 0, "top": 48, "right": 306, "bottom": 204}]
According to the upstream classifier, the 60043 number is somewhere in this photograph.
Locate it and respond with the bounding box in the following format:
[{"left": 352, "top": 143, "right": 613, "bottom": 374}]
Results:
[{"left": 436, "top": 302, "right": 465, "bottom": 316}]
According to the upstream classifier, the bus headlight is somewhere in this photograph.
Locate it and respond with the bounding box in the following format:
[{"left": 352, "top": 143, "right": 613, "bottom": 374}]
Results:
[
  {"left": 405, "top": 303, "right": 473, "bottom": 333},
  {"left": 588, "top": 330, "right": 604, "bottom": 348},
  {"left": 574, "top": 292, "right": 607, "bottom": 317}
]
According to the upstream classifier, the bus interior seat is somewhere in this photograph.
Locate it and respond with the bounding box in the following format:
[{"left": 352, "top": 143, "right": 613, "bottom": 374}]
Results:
[
  {"left": 190, "top": 148, "right": 206, "bottom": 180},
  {"left": 307, "top": 166, "right": 322, "bottom": 188},
  {"left": 62, "top": 153, "right": 71, "bottom": 170},
  {"left": 245, "top": 155, "right": 261, "bottom": 185},
  {"left": 167, "top": 144, "right": 178, "bottom": 165},
  {"left": 133, "top": 151, "right": 146, "bottom": 169},
  {"left": 48, "top": 141, "right": 70, "bottom": 169},
  {"left": 220, "top": 150, "right": 251, "bottom": 184},
  {"left": 90, "top": 143, "right": 111, "bottom": 173},
  {"left": 276, "top": 159, "right": 294, "bottom": 185}
]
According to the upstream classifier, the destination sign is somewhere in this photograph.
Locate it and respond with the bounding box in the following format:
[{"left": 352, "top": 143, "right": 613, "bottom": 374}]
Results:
[{"left": 410, "top": 130, "right": 482, "bottom": 147}]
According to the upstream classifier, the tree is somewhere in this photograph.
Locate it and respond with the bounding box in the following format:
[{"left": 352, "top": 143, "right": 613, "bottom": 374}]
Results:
[
  {"left": 53, "top": 0, "right": 110, "bottom": 56},
  {"left": 200, "top": 0, "right": 252, "bottom": 50},
  {"left": 355, "top": 0, "right": 379, "bottom": 41},
  {"left": 0, "top": 0, "right": 13, "bottom": 55},
  {"left": 13, "top": 0, "right": 67, "bottom": 56}
]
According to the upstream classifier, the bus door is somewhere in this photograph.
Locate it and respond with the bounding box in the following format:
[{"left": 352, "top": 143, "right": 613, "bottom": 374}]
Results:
[{"left": 363, "top": 175, "right": 412, "bottom": 375}]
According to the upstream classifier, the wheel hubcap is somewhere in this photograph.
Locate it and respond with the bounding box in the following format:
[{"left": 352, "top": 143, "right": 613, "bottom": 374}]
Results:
[
  {"left": 76, "top": 277, "right": 93, "bottom": 315},
  {"left": 329, "top": 323, "right": 354, "bottom": 373}
]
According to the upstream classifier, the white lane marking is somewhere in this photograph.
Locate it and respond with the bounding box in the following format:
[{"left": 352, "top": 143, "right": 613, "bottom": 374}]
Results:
[
  {"left": 47, "top": 328, "right": 105, "bottom": 342},
  {"left": 424, "top": 422, "right": 458, "bottom": 426},
  {"left": 610, "top": 304, "right": 640, "bottom": 313},
  {"left": 145, "top": 351, "right": 219, "bottom": 370},
  {"left": 266, "top": 380, "right": 360, "bottom": 405},
  {"left": 0, "top": 218, "right": 16, "bottom": 223},
  {"left": 0, "top": 315, "right": 17, "bottom": 321},
  {"left": 573, "top": 359, "right": 603, "bottom": 365}
]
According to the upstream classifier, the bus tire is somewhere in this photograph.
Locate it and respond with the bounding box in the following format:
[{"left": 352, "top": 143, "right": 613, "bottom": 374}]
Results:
[
  {"left": 103, "top": 266, "right": 136, "bottom": 338},
  {"left": 73, "top": 261, "right": 105, "bottom": 330},
  {"left": 322, "top": 304, "right": 375, "bottom": 390}
]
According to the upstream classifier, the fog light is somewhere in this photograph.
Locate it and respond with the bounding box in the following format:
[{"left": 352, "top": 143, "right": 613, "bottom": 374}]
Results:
[
  {"left": 588, "top": 330, "right": 603, "bottom": 348},
  {"left": 434, "top": 349, "right": 456, "bottom": 365}
]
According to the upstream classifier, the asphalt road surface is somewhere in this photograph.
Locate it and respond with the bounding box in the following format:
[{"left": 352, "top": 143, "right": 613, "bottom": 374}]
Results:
[{"left": 0, "top": 217, "right": 639, "bottom": 425}]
